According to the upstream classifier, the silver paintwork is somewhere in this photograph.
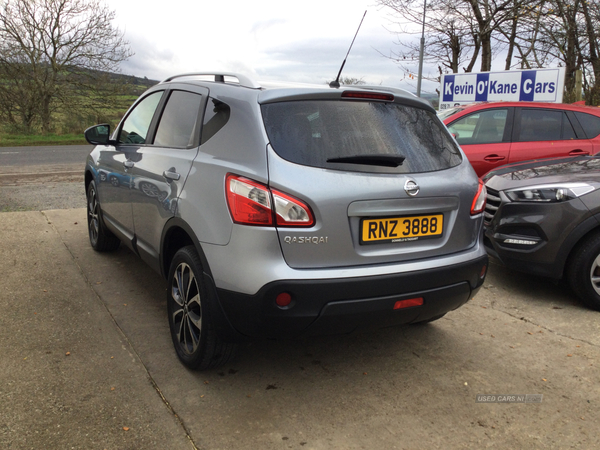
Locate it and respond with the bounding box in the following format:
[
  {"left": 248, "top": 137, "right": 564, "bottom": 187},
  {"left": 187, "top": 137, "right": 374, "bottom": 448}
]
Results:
[
  {"left": 87, "top": 72, "right": 485, "bottom": 302},
  {"left": 266, "top": 147, "right": 481, "bottom": 269},
  {"left": 202, "top": 224, "right": 486, "bottom": 295}
]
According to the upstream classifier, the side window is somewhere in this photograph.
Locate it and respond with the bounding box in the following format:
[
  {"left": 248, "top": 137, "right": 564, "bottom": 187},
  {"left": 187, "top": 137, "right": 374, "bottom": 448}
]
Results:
[
  {"left": 120, "top": 91, "right": 163, "bottom": 144},
  {"left": 562, "top": 113, "right": 577, "bottom": 140},
  {"left": 154, "top": 91, "right": 203, "bottom": 148},
  {"left": 201, "top": 98, "right": 231, "bottom": 144},
  {"left": 517, "top": 109, "right": 562, "bottom": 142},
  {"left": 447, "top": 109, "right": 507, "bottom": 145},
  {"left": 574, "top": 112, "right": 600, "bottom": 139}
]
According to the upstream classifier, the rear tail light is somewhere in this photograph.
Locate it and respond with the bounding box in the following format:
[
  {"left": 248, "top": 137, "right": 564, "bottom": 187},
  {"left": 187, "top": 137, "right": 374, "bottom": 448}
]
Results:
[
  {"left": 471, "top": 179, "right": 487, "bottom": 215},
  {"left": 226, "top": 174, "right": 315, "bottom": 227},
  {"left": 226, "top": 175, "right": 272, "bottom": 225},
  {"left": 272, "top": 189, "right": 313, "bottom": 226}
]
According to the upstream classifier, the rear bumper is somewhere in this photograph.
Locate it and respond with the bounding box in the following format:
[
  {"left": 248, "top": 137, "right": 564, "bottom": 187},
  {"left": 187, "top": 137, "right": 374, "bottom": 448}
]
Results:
[{"left": 214, "top": 255, "right": 488, "bottom": 339}]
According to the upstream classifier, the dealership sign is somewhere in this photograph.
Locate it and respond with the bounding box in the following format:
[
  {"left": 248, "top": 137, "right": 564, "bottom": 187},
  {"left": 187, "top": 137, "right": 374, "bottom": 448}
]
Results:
[{"left": 439, "top": 68, "right": 565, "bottom": 110}]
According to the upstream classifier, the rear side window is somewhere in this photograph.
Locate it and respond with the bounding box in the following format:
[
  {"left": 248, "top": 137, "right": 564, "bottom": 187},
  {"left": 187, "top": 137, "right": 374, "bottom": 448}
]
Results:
[
  {"left": 201, "top": 98, "right": 231, "bottom": 144},
  {"left": 261, "top": 101, "right": 461, "bottom": 173},
  {"left": 574, "top": 112, "right": 600, "bottom": 139},
  {"left": 517, "top": 109, "right": 564, "bottom": 142},
  {"left": 562, "top": 114, "right": 577, "bottom": 140},
  {"left": 154, "top": 90, "right": 203, "bottom": 148}
]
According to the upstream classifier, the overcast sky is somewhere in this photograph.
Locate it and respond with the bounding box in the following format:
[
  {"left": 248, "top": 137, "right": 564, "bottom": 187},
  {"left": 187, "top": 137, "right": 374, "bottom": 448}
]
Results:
[{"left": 104, "top": 0, "right": 441, "bottom": 96}]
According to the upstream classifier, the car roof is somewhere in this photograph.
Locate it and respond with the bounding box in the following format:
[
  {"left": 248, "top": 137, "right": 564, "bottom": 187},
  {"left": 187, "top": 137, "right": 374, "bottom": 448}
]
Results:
[
  {"left": 156, "top": 72, "right": 434, "bottom": 112},
  {"left": 443, "top": 101, "right": 600, "bottom": 124}
]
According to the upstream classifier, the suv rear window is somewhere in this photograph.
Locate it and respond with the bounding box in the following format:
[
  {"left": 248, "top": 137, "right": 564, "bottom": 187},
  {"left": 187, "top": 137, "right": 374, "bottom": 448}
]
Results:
[{"left": 261, "top": 100, "right": 462, "bottom": 173}]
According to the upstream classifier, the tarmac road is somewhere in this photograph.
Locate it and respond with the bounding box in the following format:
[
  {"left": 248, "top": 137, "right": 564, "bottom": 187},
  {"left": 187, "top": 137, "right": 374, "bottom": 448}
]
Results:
[
  {"left": 0, "top": 145, "right": 91, "bottom": 168},
  {"left": 1, "top": 150, "right": 599, "bottom": 448},
  {"left": 0, "top": 145, "right": 87, "bottom": 211}
]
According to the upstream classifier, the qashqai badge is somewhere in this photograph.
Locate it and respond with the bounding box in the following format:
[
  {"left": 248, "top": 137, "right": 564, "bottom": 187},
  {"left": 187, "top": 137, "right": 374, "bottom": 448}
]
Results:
[{"left": 404, "top": 180, "right": 419, "bottom": 196}]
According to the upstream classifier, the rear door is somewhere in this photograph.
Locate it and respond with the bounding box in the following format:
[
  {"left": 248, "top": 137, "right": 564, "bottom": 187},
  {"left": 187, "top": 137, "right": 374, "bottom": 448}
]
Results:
[
  {"left": 129, "top": 86, "right": 207, "bottom": 271},
  {"left": 261, "top": 95, "right": 482, "bottom": 269},
  {"left": 509, "top": 107, "right": 593, "bottom": 164},
  {"left": 446, "top": 107, "right": 513, "bottom": 177},
  {"left": 572, "top": 111, "right": 600, "bottom": 154}
]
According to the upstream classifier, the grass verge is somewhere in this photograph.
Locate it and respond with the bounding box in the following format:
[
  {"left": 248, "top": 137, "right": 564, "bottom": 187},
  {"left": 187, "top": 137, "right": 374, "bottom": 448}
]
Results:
[{"left": 0, "top": 133, "right": 88, "bottom": 147}]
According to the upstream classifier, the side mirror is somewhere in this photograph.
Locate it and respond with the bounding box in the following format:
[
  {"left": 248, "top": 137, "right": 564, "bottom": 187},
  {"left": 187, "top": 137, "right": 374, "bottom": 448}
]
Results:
[{"left": 84, "top": 124, "right": 113, "bottom": 145}]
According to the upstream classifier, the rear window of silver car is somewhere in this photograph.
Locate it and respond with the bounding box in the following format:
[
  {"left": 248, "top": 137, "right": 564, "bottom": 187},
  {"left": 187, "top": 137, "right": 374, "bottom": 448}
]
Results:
[{"left": 261, "top": 100, "right": 462, "bottom": 173}]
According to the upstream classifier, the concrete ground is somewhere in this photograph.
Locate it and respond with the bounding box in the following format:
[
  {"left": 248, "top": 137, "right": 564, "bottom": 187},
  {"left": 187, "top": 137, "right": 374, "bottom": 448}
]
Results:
[{"left": 1, "top": 208, "right": 599, "bottom": 449}]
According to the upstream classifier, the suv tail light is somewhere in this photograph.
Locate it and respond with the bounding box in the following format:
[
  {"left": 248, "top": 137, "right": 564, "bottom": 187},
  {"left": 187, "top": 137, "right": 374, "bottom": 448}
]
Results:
[
  {"left": 226, "top": 174, "right": 314, "bottom": 227},
  {"left": 341, "top": 91, "right": 395, "bottom": 102},
  {"left": 226, "top": 175, "right": 272, "bottom": 225},
  {"left": 471, "top": 179, "right": 487, "bottom": 215}
]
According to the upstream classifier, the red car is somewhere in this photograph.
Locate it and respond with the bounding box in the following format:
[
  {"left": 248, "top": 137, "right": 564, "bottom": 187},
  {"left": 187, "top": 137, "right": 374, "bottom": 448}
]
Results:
[{"left": 443, "top": 102, "right": 600, "bottom": 177}]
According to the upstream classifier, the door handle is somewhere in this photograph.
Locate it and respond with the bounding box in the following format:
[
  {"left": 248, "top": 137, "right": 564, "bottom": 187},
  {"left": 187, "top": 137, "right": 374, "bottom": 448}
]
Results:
[
  {"left": 484, "top": 155, "right": 506, "bottom": 162},
  {"left": 569, "top": 149, "right": 590, "bottom": 156},
  {"left": 123, "top": 160, "right": 135, "bottom": 169},
  {"left": 163, "top": 170, "right": 181, "bottom": 181}
]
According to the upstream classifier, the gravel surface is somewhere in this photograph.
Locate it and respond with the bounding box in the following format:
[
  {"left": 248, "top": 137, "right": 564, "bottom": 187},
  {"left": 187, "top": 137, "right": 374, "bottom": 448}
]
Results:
[{"left": 0, "top": 178, "right": 85, "bottom": 212}]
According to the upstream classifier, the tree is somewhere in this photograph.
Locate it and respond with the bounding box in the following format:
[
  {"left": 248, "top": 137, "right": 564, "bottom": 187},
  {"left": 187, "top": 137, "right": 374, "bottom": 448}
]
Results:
[
  {"left": 378, "top": 0, "right": 600, "bottom": 105},
  {"left": 377, "top": 0, "right": 527, "bottom": 75},
  {"left": 517, "top": 0, "right": 600, "bottom": 104},
  {"left": 0, "top": 0, "right": 132, "bottom": 133},
  {"left": 580, "top": 0, "right": 600, "bottom": 104},
  {"left": 377, "top": 0, "right": 478, "bottom": 80}
]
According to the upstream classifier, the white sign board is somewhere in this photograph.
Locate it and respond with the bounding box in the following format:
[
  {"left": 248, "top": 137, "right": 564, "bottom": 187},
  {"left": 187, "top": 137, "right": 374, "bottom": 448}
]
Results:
[{"left": 439, "top": 68, "right": 566, "bottom": 110}]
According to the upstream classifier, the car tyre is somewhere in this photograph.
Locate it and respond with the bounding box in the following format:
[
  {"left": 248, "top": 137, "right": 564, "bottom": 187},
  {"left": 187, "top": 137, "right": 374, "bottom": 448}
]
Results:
[
  {"left": 568, "top": 232, "right": 600, "bottom": 311},
  {"left": 87, "top": 181, "right": 120, "bottom": 252},
  {"left": 167, "top": 246, "right": 236, "bottom": 370}
]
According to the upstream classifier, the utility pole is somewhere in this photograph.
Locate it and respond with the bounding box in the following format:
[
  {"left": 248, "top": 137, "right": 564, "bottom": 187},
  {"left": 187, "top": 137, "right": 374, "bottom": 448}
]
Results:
[
  {"left": 416, "top": 0, "right": 427, "bottom": 97},
  {"left": 575, "top": 70, "right": 583, "bottom": 102}
]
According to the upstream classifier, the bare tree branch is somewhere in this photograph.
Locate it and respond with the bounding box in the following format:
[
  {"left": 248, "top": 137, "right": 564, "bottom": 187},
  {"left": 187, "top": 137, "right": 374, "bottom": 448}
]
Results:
[{"left": 0, "top": 0, "right": 133, "bottom": 132}]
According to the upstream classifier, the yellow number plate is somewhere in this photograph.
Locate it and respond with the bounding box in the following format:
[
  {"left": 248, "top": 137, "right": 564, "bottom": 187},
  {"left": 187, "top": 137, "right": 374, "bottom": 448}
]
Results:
[{"left": 361, "top": 214, "right": 444, "bottom": 244}]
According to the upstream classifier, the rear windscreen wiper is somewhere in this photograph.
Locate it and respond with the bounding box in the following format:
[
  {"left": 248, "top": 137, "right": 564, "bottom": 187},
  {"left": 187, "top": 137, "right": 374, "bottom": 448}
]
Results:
[{"left": 327, "top": 154, "right": 405, "bottom": 167}]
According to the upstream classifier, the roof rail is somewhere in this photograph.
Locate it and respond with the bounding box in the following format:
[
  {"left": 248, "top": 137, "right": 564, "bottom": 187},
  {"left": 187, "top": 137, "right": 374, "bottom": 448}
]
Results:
[{"left": 161, "top": 72, "right": 261, "bottom": 89}]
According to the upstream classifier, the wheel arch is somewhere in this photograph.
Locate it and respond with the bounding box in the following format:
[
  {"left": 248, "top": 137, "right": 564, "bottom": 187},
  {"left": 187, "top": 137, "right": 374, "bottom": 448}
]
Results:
[
  {"left": 160, "top": 217, "right": 246, "bottom": 342},
  {"left": 85, "top": 168, "right": 94, "bottom": 190},
  {"left": 160, "top": 217, "right": 211, "bottom": 280},
  {"left": 560, "top": 213, "right": 600, "bottom": 278}
]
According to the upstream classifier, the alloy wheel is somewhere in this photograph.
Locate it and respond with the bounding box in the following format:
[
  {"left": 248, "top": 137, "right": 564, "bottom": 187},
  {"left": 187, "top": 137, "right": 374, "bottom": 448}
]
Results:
[
  {"left": 87, "top": 185, "right": 99, "bottom": 245},
  {"left": 170, "top": 262, "right": 202, "bottom": 355},
  {"left": 590, "top": 254, "right": 600, "bottom": 296},
  {"left": 141, "top": 182, "right": 160, "bottom": 197}
]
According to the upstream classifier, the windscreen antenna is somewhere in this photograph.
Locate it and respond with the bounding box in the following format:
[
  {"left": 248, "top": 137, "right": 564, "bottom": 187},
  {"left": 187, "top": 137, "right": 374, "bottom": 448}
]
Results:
[{"left": 329, "top": 10, "right": 367, "bottom": 89}]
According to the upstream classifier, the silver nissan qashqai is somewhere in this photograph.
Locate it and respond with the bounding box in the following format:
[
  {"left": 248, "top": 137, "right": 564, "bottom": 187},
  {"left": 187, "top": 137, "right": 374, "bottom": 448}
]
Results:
[{"left": 84, "top": 73, "right": 488, "bottom": 370}]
